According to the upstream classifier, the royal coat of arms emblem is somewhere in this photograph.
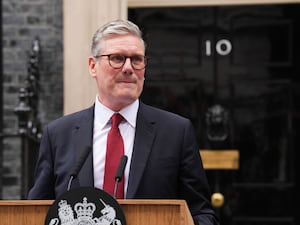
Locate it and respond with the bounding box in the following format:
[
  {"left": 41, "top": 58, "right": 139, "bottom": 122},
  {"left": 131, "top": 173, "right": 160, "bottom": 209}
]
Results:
[{"left": 45, "top": 187, "right": 126, "bottom": 225}]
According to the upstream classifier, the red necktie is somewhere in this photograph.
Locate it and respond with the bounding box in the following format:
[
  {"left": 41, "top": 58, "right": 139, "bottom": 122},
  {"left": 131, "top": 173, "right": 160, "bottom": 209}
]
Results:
[{"left": 103, "top": 113, "right": 125, "bottom": 198}]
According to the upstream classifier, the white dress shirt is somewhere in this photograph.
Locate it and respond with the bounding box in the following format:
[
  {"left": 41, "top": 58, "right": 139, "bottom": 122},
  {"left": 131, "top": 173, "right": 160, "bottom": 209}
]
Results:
[{"left": 93, "top": 96, "right": 138, "bottom": 198}]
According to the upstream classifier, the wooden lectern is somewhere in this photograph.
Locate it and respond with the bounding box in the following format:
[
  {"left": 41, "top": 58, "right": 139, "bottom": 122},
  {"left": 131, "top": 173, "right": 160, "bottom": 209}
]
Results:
[{"left": 0, "top": 199, "right": 194, "bottom": 225}]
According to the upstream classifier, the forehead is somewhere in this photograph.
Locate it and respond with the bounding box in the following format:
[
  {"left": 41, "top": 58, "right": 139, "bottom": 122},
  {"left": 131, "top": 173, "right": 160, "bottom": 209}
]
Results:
[{"left": 101, "top": 34, "right": 145, "bottom": 54}]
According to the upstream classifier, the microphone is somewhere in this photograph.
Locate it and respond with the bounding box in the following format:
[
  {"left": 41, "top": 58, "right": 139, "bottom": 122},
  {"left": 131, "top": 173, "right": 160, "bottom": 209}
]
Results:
[
  {"left": 113, "top": 155, "right": 128, "bottom": 199},
  {"left": 67, "top": 146, "right": 91, "bottom": 191}
]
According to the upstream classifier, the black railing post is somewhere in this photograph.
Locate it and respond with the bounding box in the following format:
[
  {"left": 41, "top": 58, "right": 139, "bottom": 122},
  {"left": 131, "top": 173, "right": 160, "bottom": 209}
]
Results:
[
  {"left": 14, "top": 87, "right": 31, "bottom": 199},
  {"left": 14, "top": 38, "right": 41, "bottom": 199}
]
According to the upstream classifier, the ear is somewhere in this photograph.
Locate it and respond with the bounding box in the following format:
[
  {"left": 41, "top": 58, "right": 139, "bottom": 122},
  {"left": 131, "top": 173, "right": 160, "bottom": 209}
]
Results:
[{"left": 88, "top": 56, "right": 97, "bottom": 78}]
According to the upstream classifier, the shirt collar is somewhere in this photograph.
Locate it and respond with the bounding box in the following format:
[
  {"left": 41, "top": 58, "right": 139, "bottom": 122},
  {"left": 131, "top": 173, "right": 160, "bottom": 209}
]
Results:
[{"left": 94, "top": 96, "right": 139, "bottom": 129}]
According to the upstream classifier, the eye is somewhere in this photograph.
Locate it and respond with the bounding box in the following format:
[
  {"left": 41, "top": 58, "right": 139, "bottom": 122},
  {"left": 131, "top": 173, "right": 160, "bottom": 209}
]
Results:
[
  {"left": 131, "top": 55, "right": 144, "bottom": 63},
  {"left": 110, "top": 54, "right": 125, "bottom": 63}
]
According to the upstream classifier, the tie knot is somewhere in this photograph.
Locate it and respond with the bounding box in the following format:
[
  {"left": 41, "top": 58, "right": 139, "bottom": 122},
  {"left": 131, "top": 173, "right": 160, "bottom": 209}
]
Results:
[{"left": 111, "top": 113, "right": 123, "bottom": 128}]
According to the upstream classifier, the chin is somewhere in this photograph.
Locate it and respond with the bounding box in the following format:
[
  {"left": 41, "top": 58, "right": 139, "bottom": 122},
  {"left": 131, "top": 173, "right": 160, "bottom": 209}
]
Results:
[{"left": 118, "top": 95, "right": 138, "bottom": 104}]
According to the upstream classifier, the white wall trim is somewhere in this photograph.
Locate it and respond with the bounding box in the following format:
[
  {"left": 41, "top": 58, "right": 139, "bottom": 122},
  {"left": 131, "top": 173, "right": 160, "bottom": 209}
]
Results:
[{"left": 128, "top": 0, "right": 300, "bottom": 8}]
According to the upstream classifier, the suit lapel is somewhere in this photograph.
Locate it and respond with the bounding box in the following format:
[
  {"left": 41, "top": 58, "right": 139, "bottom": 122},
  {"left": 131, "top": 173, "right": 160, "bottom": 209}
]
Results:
[
  {"left": 69, "top": 103, "right": 156, "bottom": 196},
  {"left": 126, "top": 103, "right": 156, "bottom": 198},
  {"left": 73, "top": 106, "right": 95, "bottom": 187}
]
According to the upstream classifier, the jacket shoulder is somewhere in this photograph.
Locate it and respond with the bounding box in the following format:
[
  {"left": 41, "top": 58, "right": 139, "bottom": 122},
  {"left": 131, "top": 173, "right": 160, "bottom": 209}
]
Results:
[
  {"left": 46, "top": 106, "right": 94, "bottom": 131},
  {"left": 140, "top": 102, "right": 189, "bottom": 123}
]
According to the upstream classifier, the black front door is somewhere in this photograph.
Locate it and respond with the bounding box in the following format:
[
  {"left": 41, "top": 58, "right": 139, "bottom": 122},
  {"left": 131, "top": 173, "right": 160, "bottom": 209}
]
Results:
[{"left": 129, "top": 4, "right": 300, "bottom": 225}]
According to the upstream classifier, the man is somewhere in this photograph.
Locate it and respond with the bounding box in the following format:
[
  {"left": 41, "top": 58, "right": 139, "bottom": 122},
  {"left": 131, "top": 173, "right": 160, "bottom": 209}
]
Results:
[{"left": 28, "top": 19, "right": 218, "bottom": 225}]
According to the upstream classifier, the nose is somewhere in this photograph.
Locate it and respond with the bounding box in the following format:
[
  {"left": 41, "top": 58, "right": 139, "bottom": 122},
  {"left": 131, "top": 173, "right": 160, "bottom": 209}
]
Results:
[{"left": 122, "top": 58, "right": 134, "bottom": 74}]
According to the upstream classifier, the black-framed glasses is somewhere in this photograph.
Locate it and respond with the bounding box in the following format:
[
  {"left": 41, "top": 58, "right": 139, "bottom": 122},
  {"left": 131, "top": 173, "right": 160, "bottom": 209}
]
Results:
[{"left": 95, "top": 54, "right": 148, "bottom": 70}]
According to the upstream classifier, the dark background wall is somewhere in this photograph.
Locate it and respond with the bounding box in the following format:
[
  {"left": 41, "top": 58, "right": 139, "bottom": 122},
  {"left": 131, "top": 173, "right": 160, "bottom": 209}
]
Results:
[{"left": 1, "top": 0, "right": 63, "bottom": 199}]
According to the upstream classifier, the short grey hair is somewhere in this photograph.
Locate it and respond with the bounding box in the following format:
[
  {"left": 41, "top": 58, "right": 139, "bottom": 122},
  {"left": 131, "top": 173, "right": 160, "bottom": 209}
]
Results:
[{"left": 91, "top": 19, "right": 145, "bottom": 56}]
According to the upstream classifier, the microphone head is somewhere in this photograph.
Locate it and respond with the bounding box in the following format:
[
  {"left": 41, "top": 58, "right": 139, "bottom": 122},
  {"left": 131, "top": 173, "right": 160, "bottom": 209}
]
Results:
[
  {"left": 115, "top": 155, "right": 128, "bottom": 181},
  {"left": 70, "top": 146, "right": 91, "bottom": 178}
]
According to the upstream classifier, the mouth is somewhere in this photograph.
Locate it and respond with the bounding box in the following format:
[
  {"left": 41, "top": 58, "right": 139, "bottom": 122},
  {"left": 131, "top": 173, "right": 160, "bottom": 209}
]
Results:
[{"left": 118, "top": 79, "right": 136, "bottom": 84}]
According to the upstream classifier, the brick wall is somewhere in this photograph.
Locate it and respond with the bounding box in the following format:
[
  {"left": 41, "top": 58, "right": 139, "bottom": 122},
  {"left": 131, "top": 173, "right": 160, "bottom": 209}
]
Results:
[{"left": 1, "top": 0, "right": 63, "bottom": 199}]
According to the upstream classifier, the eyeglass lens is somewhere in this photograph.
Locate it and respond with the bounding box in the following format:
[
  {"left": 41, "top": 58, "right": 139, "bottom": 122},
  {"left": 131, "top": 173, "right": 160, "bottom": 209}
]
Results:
[{"left": 107, "top": 54, "right": 147, "bottom": 70}]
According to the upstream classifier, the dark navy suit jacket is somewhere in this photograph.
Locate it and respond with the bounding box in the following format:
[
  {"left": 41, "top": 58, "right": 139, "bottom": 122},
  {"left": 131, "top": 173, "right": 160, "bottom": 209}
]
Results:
[{"left": 28, "top": 101, "right": 218, "bottom": 225}]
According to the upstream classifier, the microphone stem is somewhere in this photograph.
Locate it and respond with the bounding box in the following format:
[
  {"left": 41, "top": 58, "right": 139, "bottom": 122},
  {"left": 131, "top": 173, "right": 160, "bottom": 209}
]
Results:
[
  {"left": 113, "top": 179, "right": 120, "bottom": 199},
  {"left": 67, "top": 176, "right": 74, "bottom": 191}
]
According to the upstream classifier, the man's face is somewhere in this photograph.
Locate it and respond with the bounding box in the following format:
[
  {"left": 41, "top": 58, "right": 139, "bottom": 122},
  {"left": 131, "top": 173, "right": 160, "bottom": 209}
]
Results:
[{"left": 89, "top": 34, "right": 145, "bottom": 111}]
